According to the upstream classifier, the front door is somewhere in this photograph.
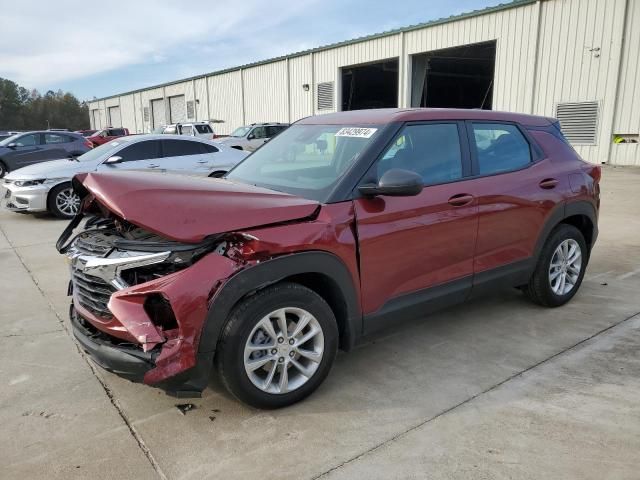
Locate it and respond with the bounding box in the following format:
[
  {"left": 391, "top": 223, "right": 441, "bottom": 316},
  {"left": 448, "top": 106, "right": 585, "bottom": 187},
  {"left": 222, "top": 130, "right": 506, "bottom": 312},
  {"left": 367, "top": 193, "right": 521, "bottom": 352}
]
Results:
[
  {"left": 8, "top": 133, "right": 48, "bottom": 168},
  {"left": 354, "top": 122, "right": 478, "bottom": 329}
]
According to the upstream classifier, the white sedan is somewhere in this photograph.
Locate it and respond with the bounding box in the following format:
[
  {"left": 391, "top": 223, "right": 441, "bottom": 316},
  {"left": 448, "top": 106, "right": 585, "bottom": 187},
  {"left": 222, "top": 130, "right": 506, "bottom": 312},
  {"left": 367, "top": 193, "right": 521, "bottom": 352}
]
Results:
[{"left": 1, "top": 135, "right": 248, "bottom": 218}]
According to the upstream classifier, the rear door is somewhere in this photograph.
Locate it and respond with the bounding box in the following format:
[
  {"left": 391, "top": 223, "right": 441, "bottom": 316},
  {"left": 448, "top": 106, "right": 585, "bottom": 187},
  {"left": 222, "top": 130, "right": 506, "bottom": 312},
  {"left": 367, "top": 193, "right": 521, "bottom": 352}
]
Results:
[
  {"left": 7, "top": 133, "right": 47, "bottom": 168},
  {"left": 464, "top": 121, "right": 562, "bottom": 285},
  {"left": 96, "top": 140, "right": 162, "bottom": 172},
  {"left": 43, "top": 132, "right": 73, "bottom": 159},
  {"left": 160, "top": 139, "right": 210, "bottom": 173},
  {"left": 354, "top": 121, "right": 479, "bottom": 326}
]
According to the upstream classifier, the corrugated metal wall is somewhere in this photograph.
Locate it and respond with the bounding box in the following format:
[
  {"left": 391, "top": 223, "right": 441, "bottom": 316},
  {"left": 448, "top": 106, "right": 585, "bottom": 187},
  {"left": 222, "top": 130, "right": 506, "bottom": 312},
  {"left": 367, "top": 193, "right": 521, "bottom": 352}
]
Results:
[{"left": 88, "top": 0, "right": 639, "bottom": 165}]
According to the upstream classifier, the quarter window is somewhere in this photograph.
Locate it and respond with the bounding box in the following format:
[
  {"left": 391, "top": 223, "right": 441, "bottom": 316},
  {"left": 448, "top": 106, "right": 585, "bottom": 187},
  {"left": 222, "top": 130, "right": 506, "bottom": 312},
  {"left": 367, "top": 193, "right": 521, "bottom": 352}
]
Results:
[
  {"left": 471, "top": 123, "right": 531, "bottom": 175},
  {"left": 377, "top": 124, "right": 463, "bottom": 185},
  {"left": 117, "top": 141, "right": 161, "bottom": 162}
]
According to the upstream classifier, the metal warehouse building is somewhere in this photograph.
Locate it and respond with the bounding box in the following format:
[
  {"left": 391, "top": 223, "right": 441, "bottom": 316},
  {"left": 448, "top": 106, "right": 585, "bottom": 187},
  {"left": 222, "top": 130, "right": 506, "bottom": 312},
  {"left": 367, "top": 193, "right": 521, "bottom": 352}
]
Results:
[{"left": 88, "top": 0, "right": 640, "bottom": 166}]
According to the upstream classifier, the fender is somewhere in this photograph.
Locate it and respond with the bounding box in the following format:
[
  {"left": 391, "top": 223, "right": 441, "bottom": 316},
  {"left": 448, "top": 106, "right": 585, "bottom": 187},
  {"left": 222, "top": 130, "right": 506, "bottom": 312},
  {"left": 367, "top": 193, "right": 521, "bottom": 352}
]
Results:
[
  {"left": 565, "top": 200, "right": 598, "bottom": 247},
  {"left": 197, "top": 250, "right": 361, "bottom": 356}
]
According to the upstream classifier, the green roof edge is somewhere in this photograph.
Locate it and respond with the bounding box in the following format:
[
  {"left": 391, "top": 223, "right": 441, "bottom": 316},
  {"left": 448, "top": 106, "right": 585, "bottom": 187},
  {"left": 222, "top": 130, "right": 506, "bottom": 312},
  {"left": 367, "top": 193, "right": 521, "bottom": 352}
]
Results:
[{"left": 90, "top": 0, "right": 537, "bottom": 103}]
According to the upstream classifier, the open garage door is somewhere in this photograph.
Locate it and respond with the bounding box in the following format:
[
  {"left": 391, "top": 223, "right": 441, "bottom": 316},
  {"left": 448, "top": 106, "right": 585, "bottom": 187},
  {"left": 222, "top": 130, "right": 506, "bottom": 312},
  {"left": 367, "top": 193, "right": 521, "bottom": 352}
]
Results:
[
  {"left": 169, "top": 95, "right": 186, "bottom": 123},
  {"left": 411, "top": 41, "right": 496, "bottom": 110},
  {"left": 341, "top": 59, "right": 398, "bottom": 111},
  {"left": 108, "top": 106, "right": 121, "bottom": 127},
  {"left": 151, "top": 99, "right": 165, "bottom": 129}
]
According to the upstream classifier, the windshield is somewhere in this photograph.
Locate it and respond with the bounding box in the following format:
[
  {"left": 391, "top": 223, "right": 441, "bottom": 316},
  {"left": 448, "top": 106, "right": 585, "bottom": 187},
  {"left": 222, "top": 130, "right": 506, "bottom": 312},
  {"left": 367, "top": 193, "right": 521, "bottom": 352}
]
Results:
[
  {"left": 230, "top": 126, "right": 251, "bottom": 137},
  {"left": 226, "top": 124, "right": 380, "bottom": 202},
  {"left": 75, "top": 140, "right": 125, "bottom": 162},
  {"left": 0, "top": 133, "right": 23, "bottom": 146},
  {"left": 152, "top": 126, "right": 165, "bottom": 134}
]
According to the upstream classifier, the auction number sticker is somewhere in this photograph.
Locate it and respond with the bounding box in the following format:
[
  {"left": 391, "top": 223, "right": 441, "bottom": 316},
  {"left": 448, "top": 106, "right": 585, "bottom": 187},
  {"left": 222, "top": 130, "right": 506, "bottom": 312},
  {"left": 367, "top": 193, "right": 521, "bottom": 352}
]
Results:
[{"left": 335, "top": 127, "right": 378, "bottom": 138}]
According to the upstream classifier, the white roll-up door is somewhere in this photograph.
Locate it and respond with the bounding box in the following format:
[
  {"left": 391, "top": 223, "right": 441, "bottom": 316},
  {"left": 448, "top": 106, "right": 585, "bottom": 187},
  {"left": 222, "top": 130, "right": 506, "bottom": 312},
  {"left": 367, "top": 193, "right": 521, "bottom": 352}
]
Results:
[
  {"left": 108, "top": 106, "right": 121, "bottom": 127},
  {"left": 151, "top": 99, "right": 165, "bottom": 128},
  {"left": 91, "top": 110, "right": 100, "bottom": 129},
  {"left": 169, "top": 95, "right": 186, "bottom": 123}
]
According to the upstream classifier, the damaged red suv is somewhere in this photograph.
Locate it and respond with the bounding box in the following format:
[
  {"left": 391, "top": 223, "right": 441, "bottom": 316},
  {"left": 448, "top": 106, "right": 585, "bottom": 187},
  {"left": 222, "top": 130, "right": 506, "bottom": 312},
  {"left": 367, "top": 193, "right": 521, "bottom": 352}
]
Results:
[{"left": 57, "top": 109, "right": 600, "bottom": 408}]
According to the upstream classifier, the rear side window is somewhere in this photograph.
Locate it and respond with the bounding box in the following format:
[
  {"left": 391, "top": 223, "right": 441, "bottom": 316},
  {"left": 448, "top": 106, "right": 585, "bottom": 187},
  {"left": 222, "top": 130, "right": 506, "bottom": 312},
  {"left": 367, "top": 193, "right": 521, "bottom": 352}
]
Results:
[
  {"left": 377, "top": 123, "right": 463, "bottom": 185},
  {"left": 201, "top": 143, "right": 219, "bottom": 153},
  {"left": 118, "top": 140, "right": 161, "bottom": 162},
  {"left": 194, "top": 124, "right": 213, "bottom": 134},
  {"left": 266, "top": 126, "right": 285, "bottom": 137},
  {"left": 108, "top": 128, "right": 125, "bottom": 136},
  {"left": 45, "top": 133, "right": 72, "bottom": 144},
  {"left": 162, "top": 139, "right": 206, "bottom": 157},
  {"left": 472, "top": 123, "right": 531, "bottom": 175}
]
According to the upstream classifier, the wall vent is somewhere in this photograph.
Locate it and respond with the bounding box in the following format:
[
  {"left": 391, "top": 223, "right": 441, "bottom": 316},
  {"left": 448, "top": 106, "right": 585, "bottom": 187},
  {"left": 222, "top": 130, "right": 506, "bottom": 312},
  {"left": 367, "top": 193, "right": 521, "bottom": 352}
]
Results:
[
  {"left": 317, "top": 82, "right": 335, "bottom": 110},
  {"left": 143, "top": 107, "right": 150, "bottom": 122},
  {"left": 555, "top": 101, "right": 599, "bottom": 145}
]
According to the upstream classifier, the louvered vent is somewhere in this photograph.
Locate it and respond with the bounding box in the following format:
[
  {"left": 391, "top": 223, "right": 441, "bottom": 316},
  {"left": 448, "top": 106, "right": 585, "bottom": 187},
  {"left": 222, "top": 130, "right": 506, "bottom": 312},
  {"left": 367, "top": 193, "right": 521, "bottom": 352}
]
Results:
[
  {"left": 555, "top": 101, "right": 599, "bottom": 145},
  {"left": 317, "top": 82, "right": 334, "bottom": 110}
]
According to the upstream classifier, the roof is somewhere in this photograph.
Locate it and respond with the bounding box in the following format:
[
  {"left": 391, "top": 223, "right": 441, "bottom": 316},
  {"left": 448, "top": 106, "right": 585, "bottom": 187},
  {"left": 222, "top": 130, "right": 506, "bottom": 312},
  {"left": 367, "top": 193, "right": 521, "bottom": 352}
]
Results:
[
  {"left": 90, "top": 0, "right": 536, "bottom": 103},
  {"left": 296, "top": 108, "right": 555, "bottom": 126}
]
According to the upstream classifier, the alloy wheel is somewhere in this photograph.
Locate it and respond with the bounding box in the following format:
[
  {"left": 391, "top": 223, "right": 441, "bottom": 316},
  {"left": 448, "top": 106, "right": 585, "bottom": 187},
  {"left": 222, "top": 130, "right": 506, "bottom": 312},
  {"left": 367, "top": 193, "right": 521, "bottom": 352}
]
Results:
[
  {"left": 548, "top": 239, "right": 582, "bottom": 295},
  {"left": 55, "top": 187, "right": 80, "bottom": 217},
  {"left": 244, "top": 307, "right": 324, "bottom": 394}
]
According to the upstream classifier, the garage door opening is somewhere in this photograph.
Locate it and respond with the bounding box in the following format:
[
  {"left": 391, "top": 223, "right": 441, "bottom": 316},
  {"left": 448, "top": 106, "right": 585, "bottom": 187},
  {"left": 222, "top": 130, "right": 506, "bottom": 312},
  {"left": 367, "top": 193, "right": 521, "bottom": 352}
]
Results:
[
  {"left": 411, "top": 41, "right": 496, "bottom": 110},
  {"left": 341, "top": 59, "right": 398, "bottom": 111}
]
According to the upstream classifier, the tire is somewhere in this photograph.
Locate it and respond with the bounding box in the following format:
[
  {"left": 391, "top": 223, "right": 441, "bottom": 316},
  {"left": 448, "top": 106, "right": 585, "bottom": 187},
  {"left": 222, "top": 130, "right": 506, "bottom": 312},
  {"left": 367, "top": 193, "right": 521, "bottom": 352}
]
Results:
[
  {"left": 47, "top": 183, "right": 80, "bottom": 219},
  {"left": 524, "top": 224, "right": 588, "bottom": 307},
  {"left": 216, "top": 282, "right": 339, "bottom": 409},
  {"left": 0, "top": 160, "right": 8, "bottom": 178}
]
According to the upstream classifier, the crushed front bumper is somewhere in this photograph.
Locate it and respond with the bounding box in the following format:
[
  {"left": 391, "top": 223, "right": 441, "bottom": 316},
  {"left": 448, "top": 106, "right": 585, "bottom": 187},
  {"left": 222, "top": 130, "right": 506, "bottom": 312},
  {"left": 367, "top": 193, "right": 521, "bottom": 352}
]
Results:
[
  {"left": 70, "top": 306, "right": 155, "bottom": 382},
  {"left": 1, "top": 182, "right": 50, "bottom": 212}
]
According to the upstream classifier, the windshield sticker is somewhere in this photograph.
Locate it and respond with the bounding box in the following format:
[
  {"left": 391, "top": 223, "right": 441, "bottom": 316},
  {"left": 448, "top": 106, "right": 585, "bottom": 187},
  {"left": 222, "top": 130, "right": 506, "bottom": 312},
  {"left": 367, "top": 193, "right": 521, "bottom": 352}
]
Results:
[{"left": 335, "top": 127, "right": 377, "bottom": 139}]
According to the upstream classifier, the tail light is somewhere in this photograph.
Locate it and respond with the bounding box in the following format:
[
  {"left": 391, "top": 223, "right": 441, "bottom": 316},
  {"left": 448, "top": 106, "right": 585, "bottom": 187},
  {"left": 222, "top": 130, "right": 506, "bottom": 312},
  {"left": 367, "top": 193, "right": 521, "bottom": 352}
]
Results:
[
  {"left": 84, "top": 140, "right": 93, "bottom": 149},
  {"left": 212, "top": 134, "right": 218, "bottom": 140}
]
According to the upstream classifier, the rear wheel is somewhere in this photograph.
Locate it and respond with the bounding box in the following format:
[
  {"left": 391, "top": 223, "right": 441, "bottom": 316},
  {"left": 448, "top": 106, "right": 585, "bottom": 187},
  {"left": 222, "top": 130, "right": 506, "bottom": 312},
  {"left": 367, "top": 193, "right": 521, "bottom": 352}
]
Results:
[
  {"left": 524, "top": 224, "right": 587, "bottom": 307},
  {"left": 48, "top": 183, "right": 80, "bottom": 219},
  {"left": 216, "top": 282, "right": 338, "bottom": 409}
]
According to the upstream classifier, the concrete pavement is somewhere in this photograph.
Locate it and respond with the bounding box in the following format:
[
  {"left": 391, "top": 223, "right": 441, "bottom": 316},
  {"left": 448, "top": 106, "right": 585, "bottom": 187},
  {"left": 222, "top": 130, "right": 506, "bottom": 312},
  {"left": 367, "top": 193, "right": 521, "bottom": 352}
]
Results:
[{"left": 1, "top": 166, "right": 639, "bottom": 479}]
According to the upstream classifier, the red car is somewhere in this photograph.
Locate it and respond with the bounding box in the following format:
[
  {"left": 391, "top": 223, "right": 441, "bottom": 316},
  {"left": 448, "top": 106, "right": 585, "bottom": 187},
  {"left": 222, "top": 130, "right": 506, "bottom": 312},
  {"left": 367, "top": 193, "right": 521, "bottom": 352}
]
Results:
[
  {"left": 87, "top": 127, "right": 129, "bottom": 146},
  {"left": 58, "top": 108, "right": 600, "bottom": 408}
]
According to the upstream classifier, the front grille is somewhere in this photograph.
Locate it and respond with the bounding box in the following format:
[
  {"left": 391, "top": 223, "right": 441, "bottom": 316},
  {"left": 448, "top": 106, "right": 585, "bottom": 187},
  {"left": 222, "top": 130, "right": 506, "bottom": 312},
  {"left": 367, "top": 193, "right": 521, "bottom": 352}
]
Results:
[
  {"left": 72, "top": 269, "right": 115, "bottom": 318},
  {"left": 73, "top": 232, "right": 114, "bottom": 257}
]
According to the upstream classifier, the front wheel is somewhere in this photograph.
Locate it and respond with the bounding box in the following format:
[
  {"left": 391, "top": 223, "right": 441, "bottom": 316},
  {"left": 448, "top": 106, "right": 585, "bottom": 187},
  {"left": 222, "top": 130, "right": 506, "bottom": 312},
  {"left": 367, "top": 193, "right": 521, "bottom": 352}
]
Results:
[
  {"left": 0, "top": 161, "right": 8, "bottom": 178},
  {"left": 524, "top": 224, "right": 588, "bottom": 307},
  {"left": 48, "top": 183, "right": 80, "bottom": 219},
  {"left": 216, "top": 282, "right": 338, "bottom": 408}
]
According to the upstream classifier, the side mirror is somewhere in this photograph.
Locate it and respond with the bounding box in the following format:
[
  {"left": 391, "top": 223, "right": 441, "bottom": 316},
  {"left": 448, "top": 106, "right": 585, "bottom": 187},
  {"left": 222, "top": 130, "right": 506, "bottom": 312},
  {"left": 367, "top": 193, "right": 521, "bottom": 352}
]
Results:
[
  {"left": 104, "top": 155, "right": 123, "bottom": 165},
  {"left": 359, "top": 169, "right": 423, "bottom": 197},
  {"left": 247, "top": 134, "right": 255, "bottom": 140},
  {"left": 6, "top": 143, "right": 17, "bottom": 149}
]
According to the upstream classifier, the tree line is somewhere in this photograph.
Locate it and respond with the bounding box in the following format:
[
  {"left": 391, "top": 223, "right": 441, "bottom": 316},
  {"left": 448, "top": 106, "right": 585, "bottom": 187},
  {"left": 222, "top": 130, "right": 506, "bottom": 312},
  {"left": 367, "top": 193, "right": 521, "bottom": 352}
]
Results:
[{"left": 0, "top": 77, "right": 90, "bottom": 131}]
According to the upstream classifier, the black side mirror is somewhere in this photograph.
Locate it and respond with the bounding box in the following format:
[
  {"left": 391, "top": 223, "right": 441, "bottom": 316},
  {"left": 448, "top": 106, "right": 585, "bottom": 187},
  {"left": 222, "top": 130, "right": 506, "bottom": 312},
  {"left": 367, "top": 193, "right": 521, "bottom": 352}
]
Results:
[{"left": 359, "top": 169, "right": 423, "bottom": 197}]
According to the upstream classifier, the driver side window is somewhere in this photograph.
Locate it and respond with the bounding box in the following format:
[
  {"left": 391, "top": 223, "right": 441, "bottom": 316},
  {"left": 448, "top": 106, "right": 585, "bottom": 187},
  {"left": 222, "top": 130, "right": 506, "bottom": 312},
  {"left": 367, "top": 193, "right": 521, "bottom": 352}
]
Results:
[
  {"left": 15, "top": 134, "right": 40, "bottom": 146},
  {"left": 377, "top": 123, "right": 463, "bottom": 185},
  {"left": 251, "top": 127, "right": 266, "bottom": 139},
  {"left": 117, "top": 141, "right": 161, "bottom": 162}
]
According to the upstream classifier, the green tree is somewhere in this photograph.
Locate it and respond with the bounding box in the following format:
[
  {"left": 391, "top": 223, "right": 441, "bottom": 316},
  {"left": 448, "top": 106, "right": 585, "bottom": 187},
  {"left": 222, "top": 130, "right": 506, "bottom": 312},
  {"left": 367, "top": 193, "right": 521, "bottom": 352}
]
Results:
[{"left": 0, "top": 77, "right": 89, "bottom": 131}]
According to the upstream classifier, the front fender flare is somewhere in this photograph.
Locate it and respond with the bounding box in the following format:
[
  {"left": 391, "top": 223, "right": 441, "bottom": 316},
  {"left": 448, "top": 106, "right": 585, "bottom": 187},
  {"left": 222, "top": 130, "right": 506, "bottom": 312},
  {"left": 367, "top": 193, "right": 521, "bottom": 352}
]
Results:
[{"left": 197, "top": 251, "right": 361, "bottom": 356}]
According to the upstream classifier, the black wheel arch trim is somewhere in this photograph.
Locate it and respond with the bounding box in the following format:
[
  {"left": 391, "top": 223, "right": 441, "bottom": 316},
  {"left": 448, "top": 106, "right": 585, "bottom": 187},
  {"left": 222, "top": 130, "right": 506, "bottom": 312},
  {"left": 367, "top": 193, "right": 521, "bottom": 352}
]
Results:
[
  {"left": 197, "top": 250, "right": 361, "bottom": 357},
  {"left": 534, "top": 200, "right": 598, "bottom": 263}
]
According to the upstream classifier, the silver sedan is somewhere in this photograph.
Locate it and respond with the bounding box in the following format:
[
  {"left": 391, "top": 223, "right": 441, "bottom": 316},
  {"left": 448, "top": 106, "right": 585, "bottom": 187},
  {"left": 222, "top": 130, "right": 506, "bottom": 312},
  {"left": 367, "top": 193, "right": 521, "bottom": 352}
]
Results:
[{"left": 1, "top": 135, "right": 248, "bottom": 218}]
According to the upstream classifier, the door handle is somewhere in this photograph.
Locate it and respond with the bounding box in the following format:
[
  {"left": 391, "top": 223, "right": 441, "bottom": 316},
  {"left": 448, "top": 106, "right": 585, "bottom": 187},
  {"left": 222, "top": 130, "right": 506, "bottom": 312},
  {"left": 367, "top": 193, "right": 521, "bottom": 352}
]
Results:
[
  {"left": 539, "top": 178, "right": 558, "bottom": 189},
  {"left": 148, "top": 164, "right": 160, "bottom": 168},
  {"left": 448, "top": 193, "right": 474, "bottom": 207},
  {"left": 196, "top": 160, "right": 207, "bottom": 163}
]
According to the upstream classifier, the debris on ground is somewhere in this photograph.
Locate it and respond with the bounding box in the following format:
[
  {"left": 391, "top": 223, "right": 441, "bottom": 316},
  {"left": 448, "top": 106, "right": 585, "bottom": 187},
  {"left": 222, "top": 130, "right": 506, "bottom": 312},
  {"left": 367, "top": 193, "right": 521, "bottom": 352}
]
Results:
[{"left": 176, "top": 403, "right": 196, "bottom": 415}]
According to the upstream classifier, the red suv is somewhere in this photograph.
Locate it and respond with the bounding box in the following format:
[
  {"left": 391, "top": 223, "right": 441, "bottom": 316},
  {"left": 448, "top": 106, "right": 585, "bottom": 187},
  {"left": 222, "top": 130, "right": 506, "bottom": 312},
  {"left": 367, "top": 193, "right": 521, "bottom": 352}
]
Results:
[
  {"left": 58, "top": 109, "right": 600, "bottom": 408},
  {"left": 87, "top": 127, "right": 130, "bottom": 146}
]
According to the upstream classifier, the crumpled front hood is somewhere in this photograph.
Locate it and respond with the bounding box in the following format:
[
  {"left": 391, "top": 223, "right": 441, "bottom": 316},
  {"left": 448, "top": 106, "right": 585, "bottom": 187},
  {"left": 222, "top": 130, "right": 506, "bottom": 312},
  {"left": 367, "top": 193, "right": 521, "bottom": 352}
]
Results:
[{"left": 76, "top": 171, "right": 320, "bottom": 242}]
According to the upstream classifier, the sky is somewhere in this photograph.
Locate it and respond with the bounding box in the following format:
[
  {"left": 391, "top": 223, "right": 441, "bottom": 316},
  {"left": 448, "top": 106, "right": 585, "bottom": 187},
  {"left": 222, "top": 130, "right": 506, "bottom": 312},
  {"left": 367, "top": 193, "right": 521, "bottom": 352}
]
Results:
[{"left": 0, "top": 0, "right": 502, "bottom": 101}]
